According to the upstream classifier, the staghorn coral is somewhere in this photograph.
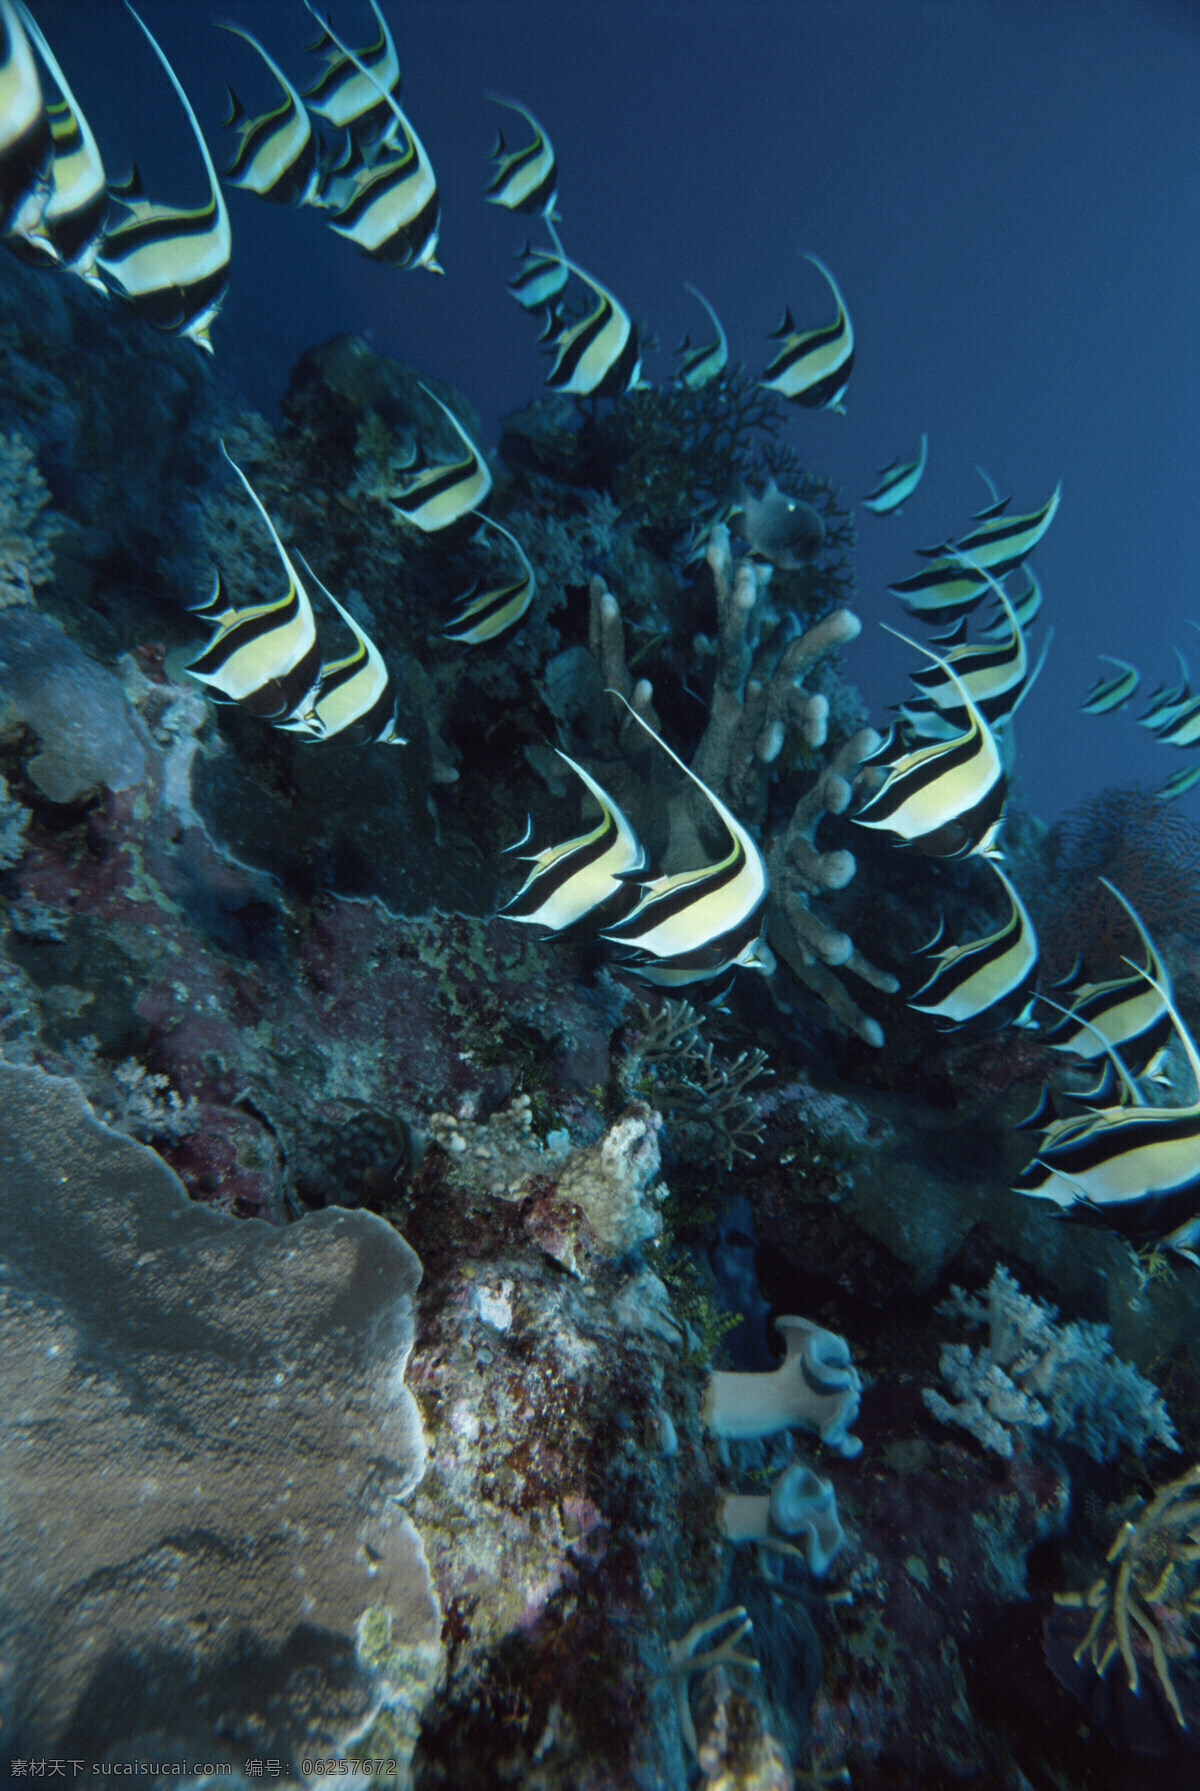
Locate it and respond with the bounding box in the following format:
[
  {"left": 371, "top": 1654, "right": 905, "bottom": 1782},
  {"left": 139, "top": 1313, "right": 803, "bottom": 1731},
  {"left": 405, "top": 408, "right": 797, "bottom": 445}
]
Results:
[
  {"left": 923, "top": 1264, "right": 1178, "bottom": 1461},
  {"left": 624, "top": 997, "right": 771, "bottom": 1165},
  {"left": 1056, "top": 1462, "right": 1200, "bottom": 1728},
  {"left": 0, "top": 431, "right": 58, "bottom": 608}
]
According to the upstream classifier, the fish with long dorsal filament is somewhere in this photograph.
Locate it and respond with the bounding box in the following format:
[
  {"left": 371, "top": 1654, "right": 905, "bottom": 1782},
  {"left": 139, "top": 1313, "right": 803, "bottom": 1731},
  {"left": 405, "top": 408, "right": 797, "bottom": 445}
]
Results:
[
  {"left": 601, "top": 693, "right": 772, "bottom": 983},
  {"left": 96, "top": 4, "right": 232, "bottom": 352},
  {"left": 0, "top": 0, "right": 50, "bottom": 238},
  {"left": 760, "top": 253, "right": 854, "bottom": 412},
  {"left": 485, "top": 93, "right": 557, "bottom": 217},
  {"left": 1041, "top": 880, "right": 1173, "bottom": 1077},
  {"left": 280, "top": 556, "right": 405, "bottom": 745},
  {"left": 919, "top": 482, "right": 1061, "bottom": 576},
  {"left": 862, "top": 433, "right": 928, "bottom": 515},
  {"left": 1081, "top": 656, "right": 1140, "bottom": 715},
  {"left": 303, "top": 0, "right": 401, "bottom": 143},
  {"left": 542, "top": 254, "right": 643, "bottom": 397},
  {"left": 186, "top": 445, "right": 321, "bottom": 721},
  {"left": 444, "top": 514, "right": 535, "bottom": 645},
  {"left": 218, "top": 20, "right": 316, "bottom": 206},
  {"left": 501, "top": 755, "right": 647, "bottom": 931},
  {"left": 675, "top": 282, "right": 728, "bottom": 389},
  {"left": 908, "top": 858, "right": 1038, "bottom": 1029},
  {"left": 7, "top": 2, "right": 106, "bottom": 286},
  {"left": 388, "top": 384, "right": 493, "bottom": 532}
]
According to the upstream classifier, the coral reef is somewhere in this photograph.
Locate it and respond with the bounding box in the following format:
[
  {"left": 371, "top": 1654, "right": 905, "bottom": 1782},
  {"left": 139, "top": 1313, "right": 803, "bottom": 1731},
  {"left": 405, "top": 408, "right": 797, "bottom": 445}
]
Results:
[
  {"left": 923, "top": 1264, "right": 1179, "bottom": 1461},
  {"left": 0, "top": 431, "right": 57, "bottom": 607}
]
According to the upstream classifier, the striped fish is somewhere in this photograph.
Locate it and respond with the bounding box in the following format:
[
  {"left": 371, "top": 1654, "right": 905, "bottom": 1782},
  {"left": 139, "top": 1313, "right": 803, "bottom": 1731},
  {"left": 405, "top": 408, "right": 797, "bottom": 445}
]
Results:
[
  {"left": 0, "top": 0, "right": 49, "bottom": 238},
  {"left": 862, "top": 433, "right": 928, "bottom": 515},
  {"left": 97, "top": 5, "right": 232, "bottom": 353},
  {"left": 501, "top": 755, "right": 647, "bottom": 931},
  {"left": 1013, "top": 970, "right": 1200, "bottom": 1243},
  {"left": 303, "top": 0, "right": 401, "bottom": 142},
  {"left": 978, "top": 564, "right": 1042, "bottom": 641},
  {"left": 921, "top": 483, "right": 1061, "bottom": 577},
  {"left": 307, "top": 3, "right": 440, "bottom": 270},
  {"left": 853, "top": 630, "right": 1006, "bottom": 858},
  {"left": 485, "top": 94, "right": 557, "bottom": 217},
  {"left": 1081, "top": 656, "right": 1139, "bottom": 715},
  {"left": 623, "top": 934, "right": 776, "bottom": 988},
  {"left": 389, "top": 385, "right": 492, "bottom": 531},
  {"left": 1137, "top": 652, "right": 1192, "bottom": 731},
  {"left": 1156, "top": 761, "right": 1200, "bottom": 803},
  {"left": 760, "top": 254, "right": 854, "bottom": 412},
  {"left": 218, "top": 22, "right": 316, "bottom": 206},
  {"left": 676, "top": 283, "right": 728, "bottom": 389},
  {"left": 7, "top": 3, "right": 105, "bottom": 284},
  {"left": 444, "top": 515, "right": 535, "bottom": 645},
  {"left": 543, "top": 255, "right": 643, "bottom": 397},
  {"left": 286, "top": 557, "right": 404, "bottom": 744},
  {"left": 601, "top": 694, "right": 771, "bottom": 980},
  {"left": 909, "top": 859, "right": 1038, "bottom": 1028},
  {"left": 1152, "top": 687, "right": 1200, "bottom": 747},
  {"left": 902, "top": 586, "right": 1031, "bottom": 732},
  {"left": 507, "top": 236, "right": 569, "bottom": 310},
  {"left": 889, "top": 556, "right": 992, "bottom": 624},
  {"left": 1042, "top": 880, "right": 1172, "bottom": 1077},
  {"left": 186, "top": 446, "right": 320, "bottom": 721}
]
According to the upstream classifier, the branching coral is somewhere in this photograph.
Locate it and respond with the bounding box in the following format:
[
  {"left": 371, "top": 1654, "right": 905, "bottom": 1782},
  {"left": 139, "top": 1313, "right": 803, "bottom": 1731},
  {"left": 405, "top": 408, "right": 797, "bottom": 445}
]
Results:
[
  {"left": 624, "top": 997, "right": 771, "bottom": 1165},
  {"left": 0, "top": 431, "right": 58, "bottom": 607},
  {"left": 1056, "top": 1463, "right": 1200, "bottom": 1727},
  {"left": 923, "top": 1265, "right": 1179, "bottom": 1461}
]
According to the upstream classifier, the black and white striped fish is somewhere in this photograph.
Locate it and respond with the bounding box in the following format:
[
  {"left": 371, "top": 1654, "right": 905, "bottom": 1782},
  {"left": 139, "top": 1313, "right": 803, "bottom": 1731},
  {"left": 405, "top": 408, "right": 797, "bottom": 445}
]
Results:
[
  {"left": 444, "top": 515, "right": 535, "bottom": 644},
  {"left": 853, "top": 631, "right": 1006, "bottom": 858},
  {"left": 186, "top": 447, "right": 320, "bottom": 721},
  {"left": 485, "top": 94, "right": 557, "bottom": 217},
  {"left": 1013, "top": 969, "right": 1200, "bottom": 1243},
  {"left": 1156, "top": 761, "right": 1200, "bottom": 803},
  {"left": 676, "top": 283, "right": 728, "bottom": 389},
  {"left": 1081, "top": 656, "right": 1139, "bottom": 715},
  {"left": 601, "top": 695, "right": 771, "bottom": 981},
  {"left": 1043, "top": 881, "right": 1173, "bottom": 1076},
  {"left": 219, "top": 22, "right": 316, "bottom": 206},
  {"left": 507, "top": 236, "right": 569, "bottom": 310},
  {"left": 760, "top": 254, "right": 854, "bottom": 412},
  {"left": 543, "top": 255, "right": 643, "bottom": 397},
  {"left": 6, "top": 3, "right": 106, "bottom": 285},
  {"left": 501, "top": 755, "right": 647, "bottom": 931},
  {"left": 862, "top": 434, "right": 927, "bottom": 515},
  {"left": 921, "top": 483, "right": 1061, "bottom": 577},
  {"left": 909, "top": 859, "right": 1038, "bottom": 1028},
  {"left": 284, "top": 558, "right": 405, "bottom": 745},
  {"left": 978, "top": 564, "right": 1042, "bottom": 641},
  {"left": 97, "top": 4, "right": 232, "bottom": 353},
  {"left": 303, "top": 0, "right": 401, "bottom": 143},
  {"left": 889, "top": 555, "right": 993, "bottom": 624},
  {"left": 389, "top": 385, "right": 492, "bottom": 531},
  {"left": 0, "top": 0, "right": 49, "bottom": 239}
]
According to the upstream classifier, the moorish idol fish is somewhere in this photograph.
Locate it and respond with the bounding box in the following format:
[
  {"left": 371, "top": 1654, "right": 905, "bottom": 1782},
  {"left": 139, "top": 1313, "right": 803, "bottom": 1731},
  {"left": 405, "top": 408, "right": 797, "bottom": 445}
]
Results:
[
  {"left": 305, "top": 1, "right": 439, "bottom": 270},
  {"left": 853, "top": 630, "right": 1006, "bottom": 858},
  {"left": 303, "top": 0, "right": 400, "bottom": 142},
  {"left": 97, "top": 4, "right": 232, "bottom": 353},
  {"left": 760, "top": 254, "right": 854, "bottom": 412},
  {"left": 1042, "top": 880, "right": 1172, "bottom": 1077},
  {"left": 908, "top": 859, "right": 1038, "bottom": 1028},
  {"left": 920, "top": 483, "right": 1061, "bottom": 577},
  {"left": 901, "top": 585, "right": 1032, "bottom": 733},
  {"left": 862, "top": 433, "right": 928, "bottom": 515},
  {"left": 621, "top": 933, "right": 776, "bottom": 988},
  {"left": 218, "top": 21, "right": 316, "bottom": 206},
  {"left": 507, "top": 235, "right": 569, "bottom": 310},
  {"left": 7, "top": 2, "right": 105, "bottom": 285},
  {"left": 284, "top": 556, "right": 405, "bottom": 744},
  {"left": 734, "top": 477, "right": 824, "bottom": 569},
  {"left": 978, "top": 564, "right": 1042, "bottom": 641},
  {"left": 676, "top": 283, "right": 728, "bottom": 389},
  {"left": 543, "top": 255, "right": 643, "bottom": 397},
  {"left": 1013, "top": 969, "right": 1200, "bottom": 1244},
  {"left": 0, "top": 0, "right": 49, "bottom": 239},
  {"left": 1137, "top": 650, "right": 1192, "bottom": 731},
  {"left": 889, "top": 555, "right": 992, "bottom": 624},
  {"left": 601, "top": 693, "right": 771, "bottom": 981},
  {"left": 1081, "top": 656, "right": 1139, "bottom": 715},
  {"left": 388, "top": 384, "right": 492, "bottom": 532},
  {"left": 501, "top": 754, "right": 647, "bottom": 931},
  {"left": 1151, "top": 684, "right": 1200, "bottom": 747},
  {"left": 444, "top": 514, "right": 535, "bottom": 644},
  {"left": 485, "top": 94, "right": 557, "bottom": 217},
  {"left": 186, "top": 446, "right": 320, "bottom": 720},
  {"left": 1156, "top": 761, "right": 1200, "bottom": 802}
]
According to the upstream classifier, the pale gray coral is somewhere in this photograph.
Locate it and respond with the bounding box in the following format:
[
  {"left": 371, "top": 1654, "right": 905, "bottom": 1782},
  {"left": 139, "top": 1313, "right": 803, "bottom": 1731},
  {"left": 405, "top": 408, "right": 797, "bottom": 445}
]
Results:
[
  {"left": 0, "top": 431, "right": 58, "bottom": 607},
  {"left": 0, "top": 608, "right": 147, "bottom": 803},
  {"left": 923, "top": 1264, "right": 1179, "bottom": 1461},
  {"left": 0, "top": 770, "right": 30, "bottom": 869}
]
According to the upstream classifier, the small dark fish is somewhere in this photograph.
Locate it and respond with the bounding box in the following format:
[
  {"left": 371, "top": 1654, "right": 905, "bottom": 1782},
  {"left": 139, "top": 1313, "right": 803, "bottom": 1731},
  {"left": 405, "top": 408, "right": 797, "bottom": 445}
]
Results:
[
  {"left": 485, "top": 94, "right": 557, "bottom": 217},
  {"left": 760, "top": 253, "right": 854, "bottom": 411},
  {"left": 862, "top": 433, "right": 927, "bottom": 515},
  {"left": 218, "top": 21, "right": 316, "bottom": 206},
  {"left": 0, "top": 0, "right": 50, "bottom": 238},
  {"left": 676, "top": 283, "right": 728, "bottom": 389},
  {"left": 734, "top": 477, "right": 824, "bottom": 570},
  {"left": 97, "top": 4, "right": 232, "bottom": 353}
]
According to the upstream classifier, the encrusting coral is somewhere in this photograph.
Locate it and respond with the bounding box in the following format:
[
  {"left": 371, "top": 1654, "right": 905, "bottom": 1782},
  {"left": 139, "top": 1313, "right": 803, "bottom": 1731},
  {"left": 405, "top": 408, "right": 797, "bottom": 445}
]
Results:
[
  {"left": 0, "top": 431, "right": 58, "bottom": 608},
  {"left": 923, "top": 1264, "right": 1178, "bottom": 1461}
]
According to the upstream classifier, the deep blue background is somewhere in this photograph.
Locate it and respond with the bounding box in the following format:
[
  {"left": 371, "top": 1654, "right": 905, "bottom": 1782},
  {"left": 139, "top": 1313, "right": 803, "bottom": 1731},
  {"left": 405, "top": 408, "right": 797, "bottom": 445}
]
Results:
[{"left": 27, "top": 0, "right": 1200, "bottom": 824}]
